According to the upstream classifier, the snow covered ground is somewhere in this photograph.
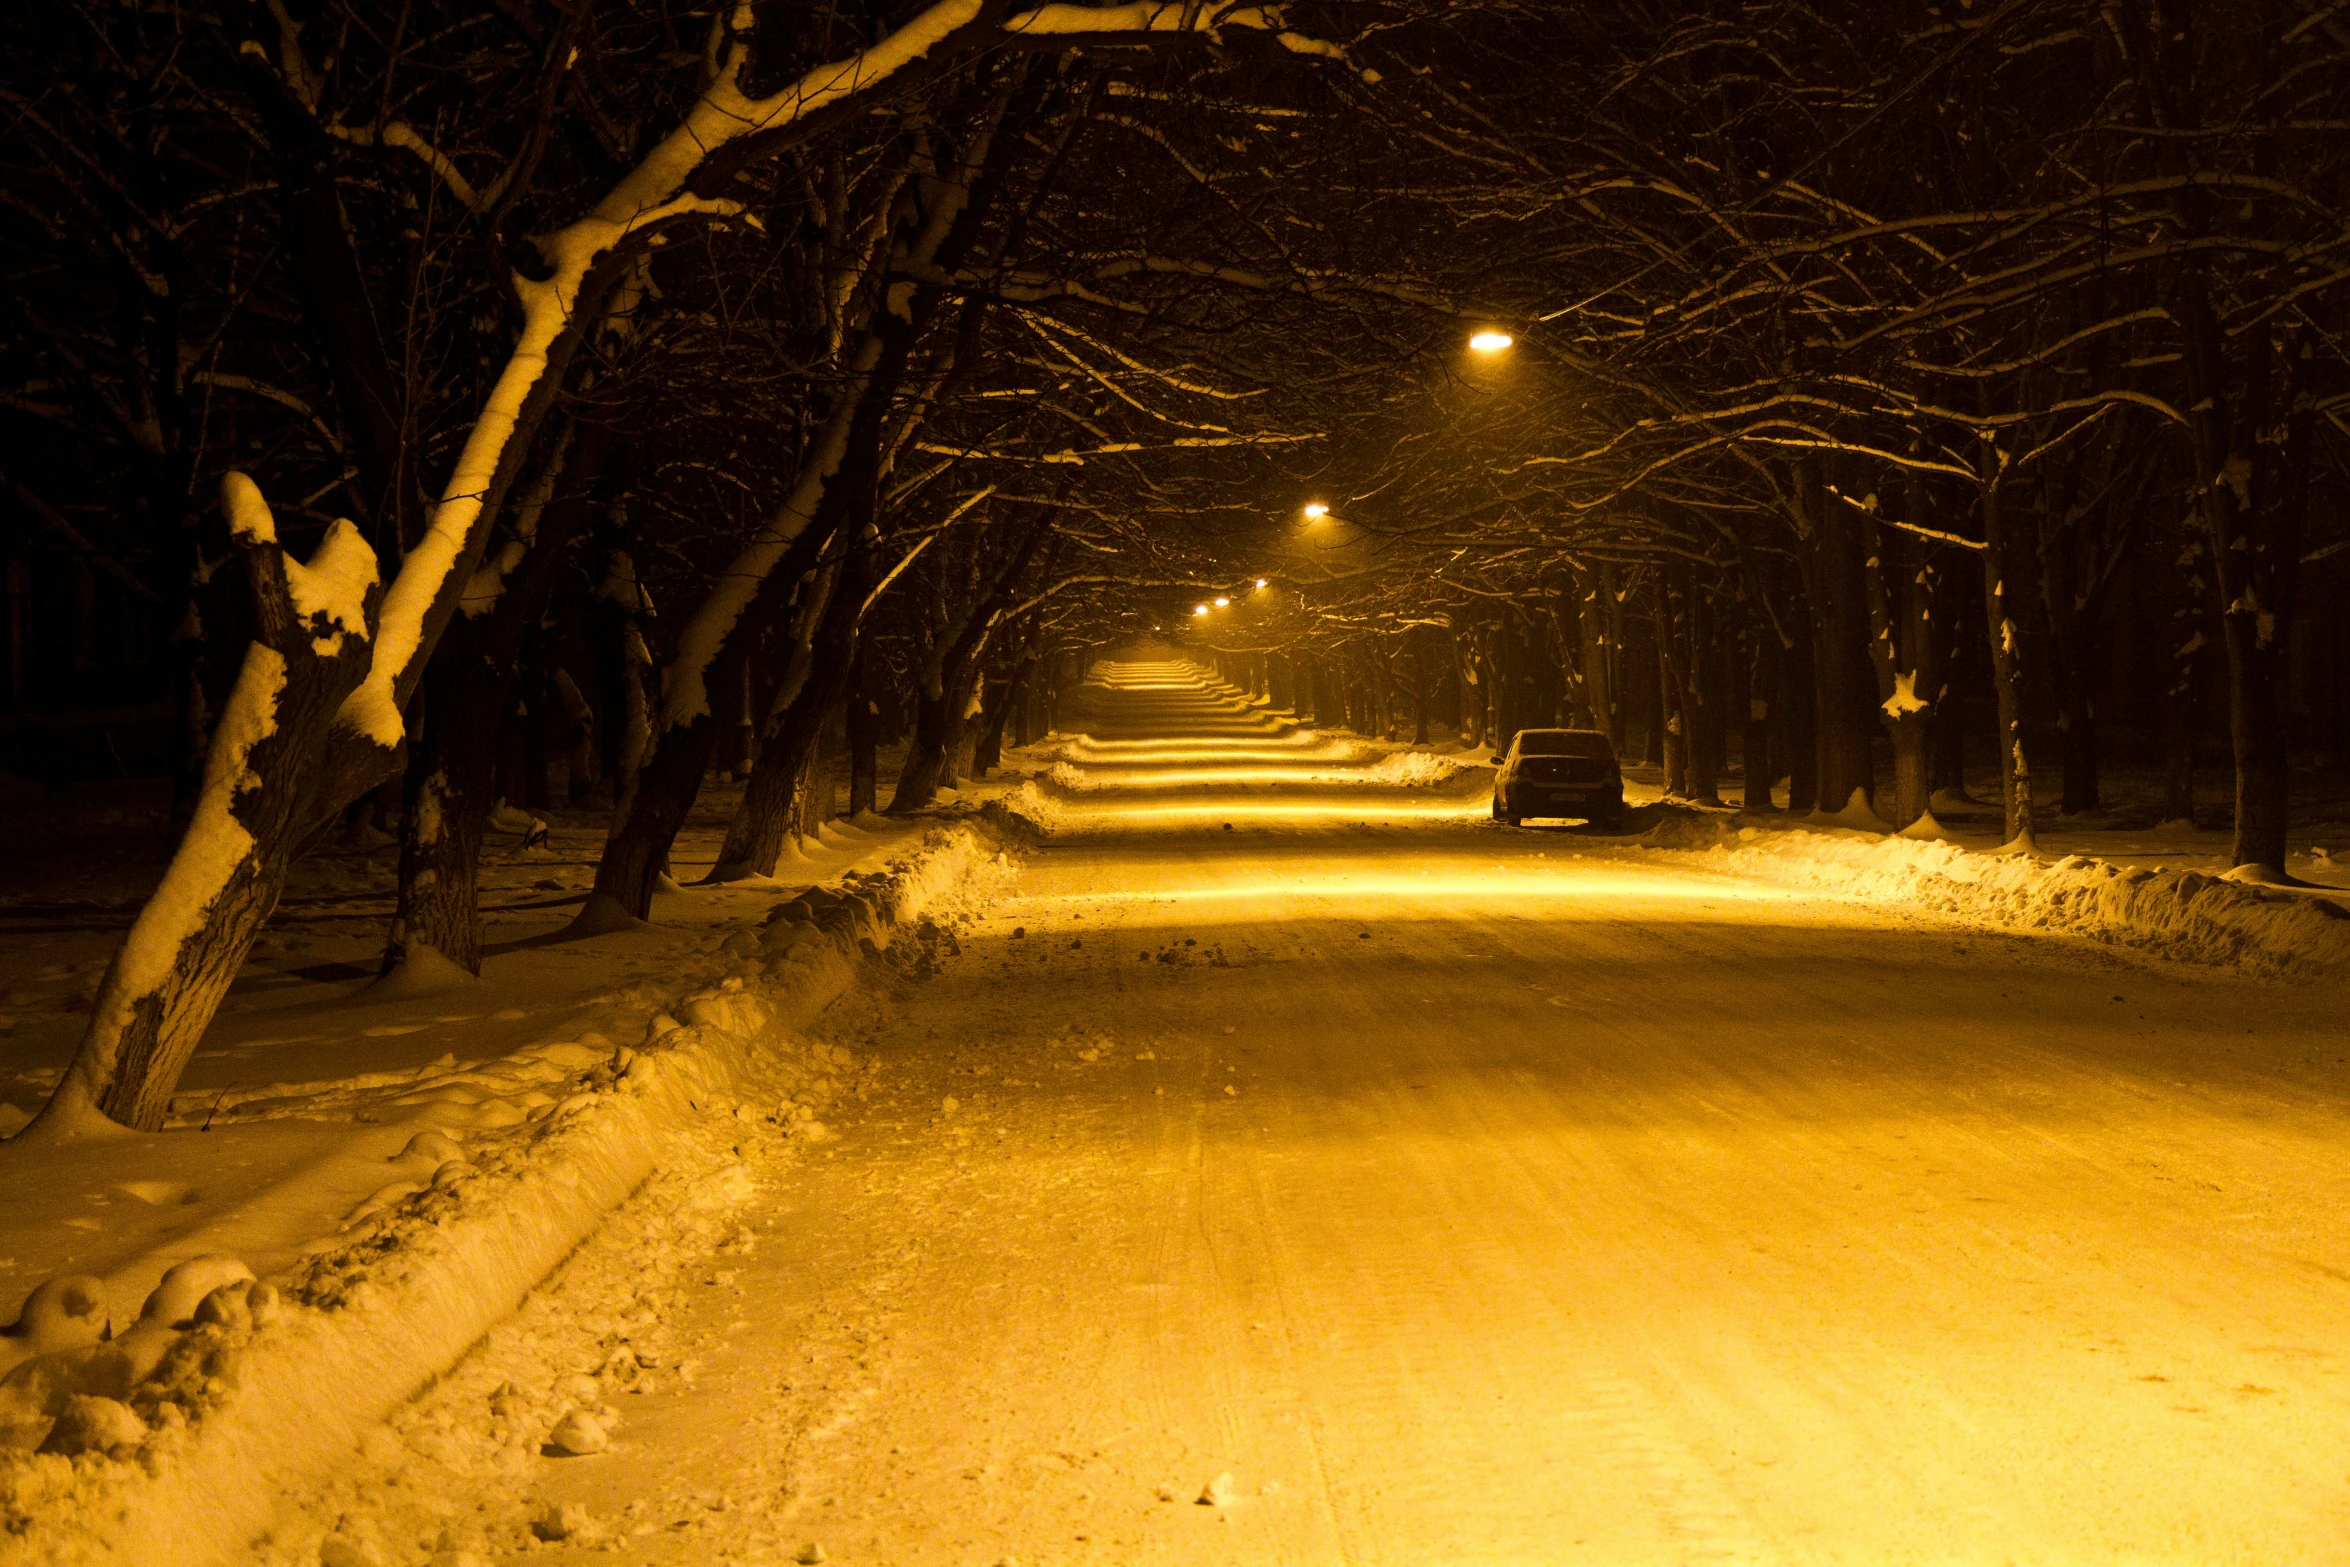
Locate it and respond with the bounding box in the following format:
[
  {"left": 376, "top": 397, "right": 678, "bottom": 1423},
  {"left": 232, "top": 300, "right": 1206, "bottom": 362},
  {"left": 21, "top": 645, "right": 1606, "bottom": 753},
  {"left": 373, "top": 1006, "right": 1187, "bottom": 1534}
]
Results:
[
  {"left": 13, "top": 658, "right": 2350, "bottom": 1563},
  {"left": 0, "top": 779, "right": 1014, "bottom": 1563},
  {"left": 174, "top": 658, "right": 2350, "bottom": 1565}
]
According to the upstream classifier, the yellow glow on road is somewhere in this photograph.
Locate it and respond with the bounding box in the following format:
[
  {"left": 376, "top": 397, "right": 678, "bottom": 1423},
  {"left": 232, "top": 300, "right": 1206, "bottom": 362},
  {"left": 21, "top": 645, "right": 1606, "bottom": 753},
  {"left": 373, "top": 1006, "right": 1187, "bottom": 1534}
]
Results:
[
  {"left": 1060, "top": 736, "right": 1356, "bottom": 764},
  {"left": 1059, "top": 797, "right": 1485, "bottom": 824},
  {"left": 1023, "top": 870, "right": 1808, "bottom": 909},
  {"left": 1054, "top": 766, "right": 1450, "bottom": 791}
]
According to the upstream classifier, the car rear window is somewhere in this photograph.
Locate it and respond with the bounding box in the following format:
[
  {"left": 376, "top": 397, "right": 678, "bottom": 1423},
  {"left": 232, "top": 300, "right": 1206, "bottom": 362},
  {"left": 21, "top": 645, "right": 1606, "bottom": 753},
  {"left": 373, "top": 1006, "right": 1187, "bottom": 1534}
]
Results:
[{"left": 1515, "top": 731, "right": 1612, "bottom": 758}]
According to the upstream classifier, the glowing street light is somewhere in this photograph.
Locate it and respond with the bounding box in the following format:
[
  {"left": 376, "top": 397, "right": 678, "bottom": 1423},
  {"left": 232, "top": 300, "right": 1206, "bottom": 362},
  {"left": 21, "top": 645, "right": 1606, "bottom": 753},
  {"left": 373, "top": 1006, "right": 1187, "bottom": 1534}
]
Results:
[
  {"left": 1214, "top": 596, "right": 1230, "bottom": 607},
  {"left": 1469, "top": 329, "right": 1514, "bottom": 352},
  {"left": 1255, "top": 578, "right": 1268, "bottom": 589},
  {"left": 1193, "top": 604, "right": 1210, "bottom": 616},
  {"left": 1302, "top": 502, "right": 1329, "bottom": 519}
]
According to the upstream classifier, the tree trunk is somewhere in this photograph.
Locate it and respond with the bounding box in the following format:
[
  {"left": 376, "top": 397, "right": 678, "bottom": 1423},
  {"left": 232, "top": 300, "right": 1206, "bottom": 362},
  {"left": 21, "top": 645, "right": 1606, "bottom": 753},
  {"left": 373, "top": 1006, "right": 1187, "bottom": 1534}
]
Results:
[
  {"left": 1454, "top": 634, "right": 1484, "bottom": 750},
  {"left": 1978, "top": 449, "right": 2036, "bottom": 846},
  {"left": 388, "top": 417, "right": 614, "bottom": 971},
  {"left": 384, "top": 648, "right": 499, "bottom": 976},
  {"left": 1743, "top": 628, "right": 1776, "bottom": 812},
  {"left": 2041, "top": 528, "right": 2103, "bottom": 816},
  {"left": 1657, "top": 609, "right": 1687, "bottom": 798},
  {"left": 1929, "top": 564, "right": 1974, "bottom": 800},
  {"left": 1862, "top": 498, "right": 1945, "bottom": 832},
  {"left": 36, "top": 478, "right": 380, "bottom": 1135},
  {"left": 1781, "top": 600, "right": 1819, "bottom": 813},
  {"left": 847, "top": 646, "right": 879, "bottom": 817},
  {"left": 1411, "top": 632, "right": 1431, "bottom": 744},
  {"left": 1796, "top": 457, "right": 1876, "bottom": 817},
  {"left": 1684, "top": 578, "right": 1723, "bottom": 807},
  {"left": 1572, "top": 563, "right": 1617, "bottom": 744},
  {"left": 2177, "top": 285, "right": 2309, "bottom": 872},
  {"left": 889, "top": 667, "right": 974, "bottom": 810},
  {"left": 2162, "top": 533, "right": 2208, "bottom": 824}
]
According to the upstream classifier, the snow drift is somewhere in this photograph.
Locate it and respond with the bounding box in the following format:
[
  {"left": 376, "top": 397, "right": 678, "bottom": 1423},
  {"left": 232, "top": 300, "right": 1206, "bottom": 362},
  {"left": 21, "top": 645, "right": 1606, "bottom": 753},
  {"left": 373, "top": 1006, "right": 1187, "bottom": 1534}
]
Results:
[
  {"left": 0, "top": 824, "right": 1013, "bottom": 1566},
  {"left": 1654, "top": 818, "right": 2350, "bottom": 979}
]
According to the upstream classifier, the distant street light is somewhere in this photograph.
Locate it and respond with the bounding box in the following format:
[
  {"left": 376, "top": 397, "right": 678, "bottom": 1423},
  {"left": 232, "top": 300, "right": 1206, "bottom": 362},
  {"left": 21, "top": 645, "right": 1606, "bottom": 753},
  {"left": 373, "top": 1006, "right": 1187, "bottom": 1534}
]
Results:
[
  {"left": 1193, "top": 604, "right": 1209, "bottom": 616},
  {"left": 1255, "top": 579, "right": 1267, "bottom": 589},
  {"left": 1214, "top": 596, "right": 1230, "bottom": 607},
  {"left": 1469, "top": 330, "right": 1514, "bottom": 352},
  {"left": 1302, "top": 502, "right": 1329, "bottom": 519}
]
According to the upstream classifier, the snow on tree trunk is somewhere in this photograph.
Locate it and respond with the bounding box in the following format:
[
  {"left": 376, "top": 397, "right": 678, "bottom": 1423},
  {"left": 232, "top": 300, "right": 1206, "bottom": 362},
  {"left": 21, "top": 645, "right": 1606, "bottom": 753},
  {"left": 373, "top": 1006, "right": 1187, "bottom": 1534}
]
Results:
[
  {"left": 34, "top": 476, "right": 379, "bottom": 1135},
  {"left": 2177, "top": 288, "right": 2309, "bottom": 874},
  {"left": 1864, "top": 501, "right": 1946, "bottom": 833}
]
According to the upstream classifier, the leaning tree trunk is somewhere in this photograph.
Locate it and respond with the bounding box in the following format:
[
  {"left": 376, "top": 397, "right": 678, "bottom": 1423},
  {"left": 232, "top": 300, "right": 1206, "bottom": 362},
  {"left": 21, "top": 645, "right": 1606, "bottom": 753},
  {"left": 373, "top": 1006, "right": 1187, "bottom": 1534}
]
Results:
[
  {"left": 889, "top": 664, "right": 979, "bottom": 811},
  {"left": 581, "top": 682, "right": 733, "bottom": 927},
  {"left": 708, "top": 549, "right": 865, "bottom": 881},
  {"left": 974, "top": 657, "right": 1033, "bottom": 775},
  {"left": 386, "top": 416, "right": 614, "bottom": 973},
  {"left": 32, "top": 478, "right": 380, "bottom": 1136}
]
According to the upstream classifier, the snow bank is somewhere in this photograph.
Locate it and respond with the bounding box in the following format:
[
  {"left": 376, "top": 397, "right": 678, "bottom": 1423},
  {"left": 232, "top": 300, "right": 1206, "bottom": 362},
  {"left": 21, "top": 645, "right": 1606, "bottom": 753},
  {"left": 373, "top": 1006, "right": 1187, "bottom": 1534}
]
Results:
[
  {"left": 1660, "top": 821, "right": 2350, "bottom": 979},
  {"left": 0, "top": 824, "right": 1013, "bottom": 1566},
  {"left": 1355, "top": 750, "right": 1466, "bottom": 786}
]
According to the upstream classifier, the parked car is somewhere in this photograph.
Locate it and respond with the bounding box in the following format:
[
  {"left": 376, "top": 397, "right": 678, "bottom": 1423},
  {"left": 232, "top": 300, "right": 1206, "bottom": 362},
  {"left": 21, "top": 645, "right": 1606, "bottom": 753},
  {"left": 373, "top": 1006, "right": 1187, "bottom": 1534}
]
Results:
[{"left": 1490, "top": 728, "right": 1624, "bottom": 827}]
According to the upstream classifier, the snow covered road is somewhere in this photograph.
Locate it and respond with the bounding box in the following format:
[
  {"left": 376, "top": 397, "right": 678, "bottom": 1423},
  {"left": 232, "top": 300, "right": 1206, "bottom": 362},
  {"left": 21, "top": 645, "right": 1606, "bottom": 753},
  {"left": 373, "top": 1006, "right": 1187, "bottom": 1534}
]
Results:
[{"left": 286, "top": 661, "right": 2350, "bottom": 1565}]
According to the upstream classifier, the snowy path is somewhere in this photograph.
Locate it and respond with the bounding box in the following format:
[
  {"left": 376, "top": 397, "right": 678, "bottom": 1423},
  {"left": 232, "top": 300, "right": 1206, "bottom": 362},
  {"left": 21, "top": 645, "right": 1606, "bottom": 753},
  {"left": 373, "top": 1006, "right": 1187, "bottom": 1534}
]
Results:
[{"left": 289, "top": 662, "right": 2350, "bottom": 1565}]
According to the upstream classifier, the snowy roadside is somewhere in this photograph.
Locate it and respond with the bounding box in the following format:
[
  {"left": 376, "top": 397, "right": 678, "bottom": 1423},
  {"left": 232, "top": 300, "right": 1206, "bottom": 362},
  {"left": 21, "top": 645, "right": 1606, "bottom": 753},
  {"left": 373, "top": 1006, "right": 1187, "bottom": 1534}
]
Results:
[
  {"left": 1637, "top": 817, "right": 2350, "bottom": 982},
  {"left": 1011, "top": 684, "right": 2350, "bottom": 984},
  {"left": 0, "top": 822, "right": 1015, "bottom": 1567}
]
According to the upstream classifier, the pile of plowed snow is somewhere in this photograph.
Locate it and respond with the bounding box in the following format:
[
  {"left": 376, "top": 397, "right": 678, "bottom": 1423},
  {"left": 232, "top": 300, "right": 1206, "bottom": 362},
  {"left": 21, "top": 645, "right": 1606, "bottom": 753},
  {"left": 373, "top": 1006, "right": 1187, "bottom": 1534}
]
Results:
[
  {"left": 1665, "top": 822, "right": 2350, "bottom": 979},
  {"left": 1356, "top": 750, "right": 1469, "bottom": 786},
  {"left": 0, "top": 824, "right": 1014, "bottom": 1567}
]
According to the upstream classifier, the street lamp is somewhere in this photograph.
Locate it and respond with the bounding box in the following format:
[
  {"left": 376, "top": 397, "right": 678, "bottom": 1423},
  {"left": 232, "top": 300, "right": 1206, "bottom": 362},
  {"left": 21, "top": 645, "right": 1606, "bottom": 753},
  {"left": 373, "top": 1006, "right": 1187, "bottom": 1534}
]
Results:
[
  {"left": 1254, "top": 579, "right": 1267, "bottom": 589},
  {"left": 1469, "top": 329, "right": 1514, "bottom": 353},
  {"left": 1214, "top": 596, "right": 1230, "bottom": 607},
  {"left": 1302, "top": 502, "right": 1329, "bottom": 519},
  {"left": 1193, "top": 604, "right": 1209, "bottom": 616}
]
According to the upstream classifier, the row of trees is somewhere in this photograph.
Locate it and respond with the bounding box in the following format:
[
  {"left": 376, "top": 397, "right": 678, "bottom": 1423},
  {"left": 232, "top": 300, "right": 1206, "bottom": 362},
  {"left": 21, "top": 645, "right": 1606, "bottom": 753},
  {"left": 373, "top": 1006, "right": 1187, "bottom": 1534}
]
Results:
[
  {"left": 8, "top": 0, "right": 2348, "bottom": 1133},
  {"left": 1193, "top": 0, "right": 2350, "bottom": 862},
  {"left": 7, "top": 0, "right": 1396, "bottom": 1134}
]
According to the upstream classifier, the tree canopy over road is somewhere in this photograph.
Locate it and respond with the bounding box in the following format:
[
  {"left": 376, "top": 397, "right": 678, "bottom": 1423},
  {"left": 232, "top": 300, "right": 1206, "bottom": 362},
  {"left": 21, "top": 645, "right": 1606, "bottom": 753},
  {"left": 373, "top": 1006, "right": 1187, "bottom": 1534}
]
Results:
[{"left": 6, "top": 0, "right": 2348, "bottom": 1129}]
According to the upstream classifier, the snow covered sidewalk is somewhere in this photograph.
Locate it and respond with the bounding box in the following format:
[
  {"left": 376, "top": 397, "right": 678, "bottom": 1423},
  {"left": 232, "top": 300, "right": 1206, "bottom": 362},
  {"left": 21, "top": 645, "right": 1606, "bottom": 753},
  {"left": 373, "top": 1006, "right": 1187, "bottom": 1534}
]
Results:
[{"left": 0, "top": 816, "right": 1013, "bottom": 1566}]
